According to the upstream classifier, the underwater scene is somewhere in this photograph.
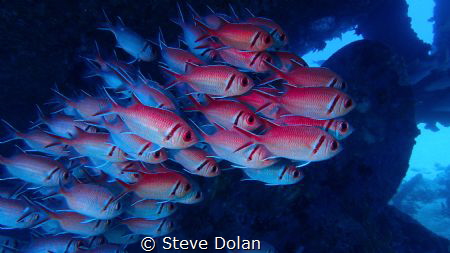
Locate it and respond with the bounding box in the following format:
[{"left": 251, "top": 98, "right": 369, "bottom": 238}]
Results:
[{"left": 0, "top": 0, "right": 449, "bottom": 252}]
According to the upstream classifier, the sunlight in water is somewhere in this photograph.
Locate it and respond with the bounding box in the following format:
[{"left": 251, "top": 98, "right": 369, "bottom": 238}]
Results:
[
  {"left": 407, "top": 123, "right": 450, "bottom": 180},
  {"left": 302, "top": 30, "right": 363, "bottom": 67},
  {"left": 406, "top": 0, "right": 435, "bottom": 45}
]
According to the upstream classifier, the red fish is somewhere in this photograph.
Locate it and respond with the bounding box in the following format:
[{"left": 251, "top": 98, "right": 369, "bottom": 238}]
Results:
[
  {"left": 117, "top": 168, "right": 193, "bottom": 201},
  {"left": 168, "top": 147, "right": 220, "bottom": 177},
  {"left": 55, "top": 183, "right": 123, "bottom": 219},
  {"left": 0, "top": 120, "right": 68, "bottom": 157},
  {"left": 161, "top": 62, "right": 254, "bottom": 97},
  {"left": 256, "top": 87, "right": 355, "bottom": 120},
  {"left": 159, "top": 33, "right": 206, "bottom": 74},
  {"left": 35, "top": 202, "right": 110, "bottom": 236},
  {"left": 264, "top": 61, "right": 347, "bottom": 90},
  {"left": 122, "top": 218, "right": 174, "bottom": 237},
  {"left": 235, "top": 88, "right": 289, "bottom": 119},
  {"left": 275, "top": 115, "right": 354, "bottom": 140},
  {"left": 46, "top": 128, "right": 127, "bottom": 162},
  {"left": 0, "top": 153, "right": 71, "bottom": 186},
  {"left": 194, "top": 18, "right": 273, "bottom": 51},
  {"left": 195, "top": 124, "right": 277, "bottom": 169},
  {"left": 94, "top": 96, "right": 197, "bottom": 149},
  {"left": 205, "top": 41, "right": 273, "bottom": 73},
  {"left": 270, "top": 51, "right": 308, "bottom": 71},
  {"left": 234, "top": 123, "right": 342, "bottom": 162},
  {"left": 245, "top": 14, "right": 288, "bottom": 50},
  {"left": 186, "top": 94, "right": 263, "bottom": 131}
]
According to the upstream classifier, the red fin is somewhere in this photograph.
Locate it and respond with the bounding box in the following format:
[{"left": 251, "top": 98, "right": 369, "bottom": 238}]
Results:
[{"left": 193, "top": 19, "right": 213, "bottom": 42}]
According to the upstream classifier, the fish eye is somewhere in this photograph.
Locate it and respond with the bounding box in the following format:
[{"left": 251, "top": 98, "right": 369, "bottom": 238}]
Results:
[
  {"left": 242, "top": 77, "right": 249, "bottom": 87},
  {"left": 341, "top": 122, "right": 348, "bottom": 132},
  {"left": 344, "top": 99, "right": 353, "bottom": 108},
  {"left": 341, "top": 82, "right": 347, "bottom": 90},
  {"left": 114, "top": 202, "right": 121, "bottom": 210},
  {"left": 211, "top": 165, "right": 218, "bottom": 173},
  {"left": 195, "top": 191, "right": 202, "bottom": 199},
  {"left": 132, "top": 173, "right": 140, "bottom": 179},
  {"left": 330, "top": 140, "right": 338, "bottom": 151},
  {"left": 63, "top": 171, "right": 69, "bottom": 180},
  {"left": 247, "top": 115, "right": 255, "bottom": 124},
  {"left": 183, "top": 131, "right": 192, "bottom": 142},
  {"left": 293, "top": 170, "right": 300, "bottom": 178},
  {"left": 153, "top": 150, "right": 161, "bottom": 159},
  {"left": 184, "top": 184, "right": 191, "bottom": 192},
  {"left": 280, "top": 33, "right": 286, "bottom": 41},
  {"left": 168, "top": 203, "right": 175, "bottom": 211},
  {"left": 264, "top": 35, "right": 271, "bottom": 44}
]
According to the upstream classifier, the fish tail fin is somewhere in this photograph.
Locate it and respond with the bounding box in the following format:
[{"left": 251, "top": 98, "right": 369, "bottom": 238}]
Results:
[
  {"left": 159, "top": 66, "right": 184, "bottom": 89},
  {"left": 0, "top": 119, "right": 22, "bottom": 143},
  {"left": 193, "top": 19, "right": 213, "bottom": 42},
  {"left": 184, "top": 94, "right": 201, "bottom": 111}
]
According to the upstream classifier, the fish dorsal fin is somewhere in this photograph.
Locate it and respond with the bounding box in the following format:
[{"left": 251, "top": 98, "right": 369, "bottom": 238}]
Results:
[{"left": 185, "top": 61, "right": 200, "bottom": 73}]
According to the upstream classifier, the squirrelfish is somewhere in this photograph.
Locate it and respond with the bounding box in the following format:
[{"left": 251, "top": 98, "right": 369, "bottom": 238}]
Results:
[
  {"left": 161, "top": 62, "right": 254, "bottom": 97},
  {"left": 159, "top": 33, "right": 206, "bottom": 74},
  {"left": 99, "top": 13, "right": 155, "bottom": 62},
  {"left": 0, "top": 197, "right": 41, "bottom": 229},
  {"left": 234, "top": 123, "right": 342, "bottom": 162},
  {"left": 55, "top": 183, "right": 123, "bottom": 219},
  {"left": 94, "top": 97, "right": 197, "bottom": 149},
  {"left": 102, "top": 117, "right": 167, "bottom": 164},
  {"left": 256, "top": 87, "right": 355, "bottom": 120},
  {"left": 196, "top": 124, "right": 277, "bottom": 169},
  {"left": 0, "top": 120, "right": 68, "bottom": 157},
  {"left": 275, "top": 115, "right": 353, "bottom": 140},
  {"left": 270, "top": 51, "right": 308, "bottom": 71},
  {"left": 0, "top": 153, "right": 71, "bottom": 186},
  {"left": 47, "top": 128, "right": 127, "bottom": 162},
  {"left": 204, "top": 41, "right": 273, "bottom": 73},
  {"left": 36, "top": 202, "right": 110, "bottom": 236},
  {"left": 126, "top": 197, "right": 177, "bottom": 220},
  {"left": 186, "top": 94, "right": 263, "bottom": 131},
  {"left": 194, "top": 18, "right": 273, "bottom": 51},
  {"left": 168, "top": 147, "right": 220, "bottom": 177},
  {"left": 241, "top": 162, "right": 304, "bottom": 186},
  {"left": 117, "top": 168, "right": 193, "bottom": 201},
  {"left": 121, "top": 218, "right": 174, "bottom": 237},
  {"left": 265, "top": 61, "right": 347, "bottom": 89},
  {"left": 23, "top": 235, "right": 83, "bottom": 253}
]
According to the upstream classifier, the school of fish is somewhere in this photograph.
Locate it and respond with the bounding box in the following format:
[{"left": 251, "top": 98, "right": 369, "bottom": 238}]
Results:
[{"left": 0, "top": 4, "right": 355, "bottom": 252}]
